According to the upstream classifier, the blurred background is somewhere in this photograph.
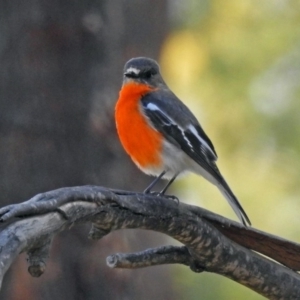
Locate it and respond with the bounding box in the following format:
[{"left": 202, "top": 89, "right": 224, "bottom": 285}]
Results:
[{"left": 0, "top": 0, "right": 300, "bottom": 299}]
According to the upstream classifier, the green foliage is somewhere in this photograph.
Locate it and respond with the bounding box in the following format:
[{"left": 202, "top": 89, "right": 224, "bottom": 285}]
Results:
[{"left": 161, "top": 1, "right": 300, "bottom": 298}]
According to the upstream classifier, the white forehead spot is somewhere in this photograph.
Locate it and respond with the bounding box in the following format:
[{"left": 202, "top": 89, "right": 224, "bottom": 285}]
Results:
[{"left": 126, "top": 67, "right": 140, "bottom": 75}]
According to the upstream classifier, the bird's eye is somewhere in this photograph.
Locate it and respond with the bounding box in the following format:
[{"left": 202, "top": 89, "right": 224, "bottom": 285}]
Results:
[
  {"left": 143, "top": 69, "right": 156, "bottom": 79},
  {"left": 143, "top": 70, "right": 152, "bottom": 79}
]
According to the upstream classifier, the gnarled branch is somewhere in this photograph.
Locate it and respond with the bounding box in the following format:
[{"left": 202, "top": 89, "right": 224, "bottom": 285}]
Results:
[{"left": 0, "top": 185, "right": 299, "bottom": 299}]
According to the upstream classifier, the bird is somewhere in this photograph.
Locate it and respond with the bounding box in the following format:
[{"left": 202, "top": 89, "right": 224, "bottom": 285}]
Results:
[{"left": 115, "top": 57, "right": 251, "bottom": 226}]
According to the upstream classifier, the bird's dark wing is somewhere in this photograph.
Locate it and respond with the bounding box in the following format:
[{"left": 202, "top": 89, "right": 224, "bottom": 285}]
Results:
[
  {"left": 141, "top": 92, "right": 218, "bottom": 168},
  {"left": 141, "top": 91, "right": 251, "bottom": 226}
]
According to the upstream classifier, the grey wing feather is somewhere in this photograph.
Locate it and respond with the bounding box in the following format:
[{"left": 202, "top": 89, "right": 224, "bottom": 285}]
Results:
[
  {"left": 142, "top": 90, "right": 217, "bottom": 162},
  {"left": 141, "top": 90, "right": 251, "bottom": 226}
]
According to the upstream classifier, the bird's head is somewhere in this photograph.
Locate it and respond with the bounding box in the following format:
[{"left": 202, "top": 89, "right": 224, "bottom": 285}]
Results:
[{"left": 123, "top": 57, "right": 165, "bottom": 88}]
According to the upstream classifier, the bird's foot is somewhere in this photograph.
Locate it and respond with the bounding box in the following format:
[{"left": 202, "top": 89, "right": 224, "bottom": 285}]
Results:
[
  {"left": 145, "top": 191, "right": 179, "bottom": 205},
  {"left": 163, "top": 194, "right": 180, "bottom": 205}
]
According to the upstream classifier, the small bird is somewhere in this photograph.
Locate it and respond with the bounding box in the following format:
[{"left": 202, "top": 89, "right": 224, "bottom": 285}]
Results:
[{"left": 115, "top": 57, "right": 251, "bottom": 226}]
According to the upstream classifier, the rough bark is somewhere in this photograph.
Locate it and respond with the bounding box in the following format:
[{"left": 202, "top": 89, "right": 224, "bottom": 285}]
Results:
[{"left": 0, "top": 186, "right": 300, "bottom": 300}]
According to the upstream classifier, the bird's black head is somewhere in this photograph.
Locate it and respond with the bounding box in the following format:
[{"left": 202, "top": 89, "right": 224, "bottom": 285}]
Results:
[{"left": 123, "top": 57, "right": 165, "bottom": 87}]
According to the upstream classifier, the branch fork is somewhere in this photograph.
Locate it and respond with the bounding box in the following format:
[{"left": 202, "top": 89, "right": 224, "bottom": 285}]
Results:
[{"left": 0, "top": 185, "right": 299, "bottom": 299}]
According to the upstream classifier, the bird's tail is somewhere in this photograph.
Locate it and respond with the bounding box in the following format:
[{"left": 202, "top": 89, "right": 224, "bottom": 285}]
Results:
[{"left": 217, "top": 179, "right": 251, "bottom": 226}]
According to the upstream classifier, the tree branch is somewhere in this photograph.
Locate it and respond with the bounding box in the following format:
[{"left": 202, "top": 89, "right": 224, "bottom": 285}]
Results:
[
  {"left": 0, "top": 185, "right": 299, "bottom": 299},
  {"left": 106, "top": 245, "right": 196, "bottom": 269}
]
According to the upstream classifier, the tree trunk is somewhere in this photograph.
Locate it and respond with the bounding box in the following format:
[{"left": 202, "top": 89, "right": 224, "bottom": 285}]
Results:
[{"left": 0, "top": 1, "right": 171, "bottom": 299}]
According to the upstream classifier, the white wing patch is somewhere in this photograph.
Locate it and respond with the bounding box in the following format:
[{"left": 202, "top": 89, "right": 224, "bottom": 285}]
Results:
[
  {"left": 146, "top": 102, "right": 173, "bottom": 125},
  {"left": 181, "top": 128, "right": 194, "bottom": 151},
  {"left": 146, "top": 102, "right": 160, "bottom": 111},
  {"left": 188, "top": 124, "right": 217, "bottom": 159},
  {"left": 145, "top": 102, "right": 216, "bottom": 160},
  {"left": 146, "top": 103, "right": 194, "bottom": 150}
]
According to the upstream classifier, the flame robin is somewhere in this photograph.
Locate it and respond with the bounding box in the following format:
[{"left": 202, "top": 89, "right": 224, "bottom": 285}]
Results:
[{"left": 115, "top": 57, "right": 251, "bottom": 226}]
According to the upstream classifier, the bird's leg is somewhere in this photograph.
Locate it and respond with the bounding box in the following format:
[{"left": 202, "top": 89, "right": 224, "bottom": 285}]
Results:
[
  {"left": 159, "top": 174, "right": 179, "bottom": 204},
  {"left": 144, "top": 172, "right": 179, "bottom": 205},
  {"left": 159, "top": 174, "right": 178, "bottom": 195},
  {"left": 143, "top": 170, "right": 166, "bottom": 194}
]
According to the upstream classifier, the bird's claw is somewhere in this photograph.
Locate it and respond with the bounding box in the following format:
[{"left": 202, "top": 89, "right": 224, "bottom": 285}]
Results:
[
  {"left": 163, "top": 194, "right": 179, "bottom": 205},
  {"left": 145, "top": 191, "right": 179, "bottom": 205}
]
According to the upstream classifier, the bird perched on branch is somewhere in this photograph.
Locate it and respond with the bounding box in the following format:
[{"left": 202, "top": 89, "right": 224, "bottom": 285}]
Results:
[{"left": 115, "top": 57, "right": 251, "bottom": 226}]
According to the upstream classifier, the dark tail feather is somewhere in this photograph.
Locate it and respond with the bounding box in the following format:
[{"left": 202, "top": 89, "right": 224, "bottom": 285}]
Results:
[{"left": 217, "top": 179, "right": 251, "bottom": 226}]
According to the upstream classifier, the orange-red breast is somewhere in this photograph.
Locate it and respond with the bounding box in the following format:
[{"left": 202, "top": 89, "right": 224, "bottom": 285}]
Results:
[{"left": 115, "top": 57, "right": 251, "bottom": 226}]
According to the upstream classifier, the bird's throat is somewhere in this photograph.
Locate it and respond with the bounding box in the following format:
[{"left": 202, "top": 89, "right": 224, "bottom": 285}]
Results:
[{"left": 115, "top": 82, "right": 163, "bottom": 170}]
